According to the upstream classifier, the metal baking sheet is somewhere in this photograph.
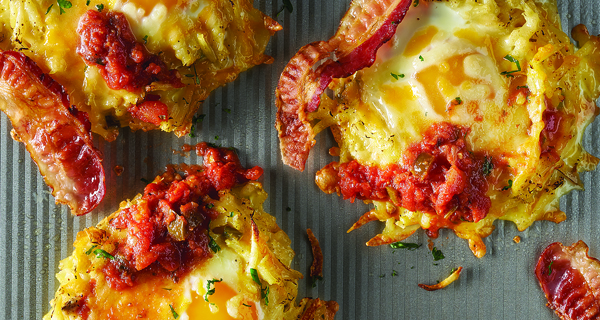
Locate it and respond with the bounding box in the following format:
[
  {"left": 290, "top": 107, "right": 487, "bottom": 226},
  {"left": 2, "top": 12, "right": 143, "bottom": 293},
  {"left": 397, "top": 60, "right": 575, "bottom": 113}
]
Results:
[{"left": 1, "top": 0, "right": 599, "bottom": 319}]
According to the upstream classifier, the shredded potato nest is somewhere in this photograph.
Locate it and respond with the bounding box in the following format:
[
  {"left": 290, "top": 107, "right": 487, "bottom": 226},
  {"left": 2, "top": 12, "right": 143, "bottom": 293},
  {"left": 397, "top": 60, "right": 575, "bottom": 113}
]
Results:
[
  {"left": 45, "top": 180, "right": 337, "bottom": 320},
  {"left": 281, "top": 0, "right": 600, "bottom": 257},
  {"left": 0, "top": 0, "right": 280, "bottom": 141}
]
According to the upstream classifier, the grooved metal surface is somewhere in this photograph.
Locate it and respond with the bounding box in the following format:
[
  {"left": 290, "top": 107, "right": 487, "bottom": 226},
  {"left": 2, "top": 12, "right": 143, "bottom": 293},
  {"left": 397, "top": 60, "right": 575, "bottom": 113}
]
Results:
[{"left": 1, "top": 0, "right": 600, "bottom": 319}]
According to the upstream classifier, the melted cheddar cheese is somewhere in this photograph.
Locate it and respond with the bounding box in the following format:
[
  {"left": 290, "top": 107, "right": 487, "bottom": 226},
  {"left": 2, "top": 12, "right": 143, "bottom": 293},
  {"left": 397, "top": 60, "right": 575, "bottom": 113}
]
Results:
[
  {"left": 45, "top": 179, "right": 336, "bottom": 320},
  {"left": 0, "top": 0, "right": 280, "bottom": 140},
  {"left": 310, "top": 0, "right": 600, "bottom": 257}
]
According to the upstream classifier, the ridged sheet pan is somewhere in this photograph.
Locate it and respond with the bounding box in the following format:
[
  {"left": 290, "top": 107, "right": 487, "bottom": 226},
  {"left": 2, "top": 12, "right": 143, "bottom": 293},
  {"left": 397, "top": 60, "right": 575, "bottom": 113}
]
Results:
[{"left": 1, "top": 0, "right": 600, "bottom": 319}]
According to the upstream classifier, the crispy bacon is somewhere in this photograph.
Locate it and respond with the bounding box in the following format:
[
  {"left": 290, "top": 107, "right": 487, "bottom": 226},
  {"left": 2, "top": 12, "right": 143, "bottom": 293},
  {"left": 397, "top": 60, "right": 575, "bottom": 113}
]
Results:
[
  {"left": 0, "top": 50, "right": 105, "bottom": 215},
  {"left": 275, "top": 0, "right": 412, "bottom": 171},
  {"left": 536, "top": 241, "right": 600, "bottom": 320}
]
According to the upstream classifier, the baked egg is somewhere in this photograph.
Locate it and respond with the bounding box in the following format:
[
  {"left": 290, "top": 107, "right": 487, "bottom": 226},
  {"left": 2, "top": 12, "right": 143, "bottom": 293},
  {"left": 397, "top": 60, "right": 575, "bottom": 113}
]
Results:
[
  {"left": 276, "top": 0, "right": 600, "bottom": 257},
  {"left": 0, "top": 0, "right": 280, "bottom": 140},
  {"left": 44, "top": 144, "right": 338, "bottom": 319}
]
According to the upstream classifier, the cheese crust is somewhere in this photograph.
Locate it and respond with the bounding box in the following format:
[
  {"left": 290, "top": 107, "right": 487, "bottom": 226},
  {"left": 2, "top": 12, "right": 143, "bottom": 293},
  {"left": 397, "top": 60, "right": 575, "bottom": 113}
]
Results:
[
  {"left": 277, "top": 0, "right": 600, "bottom": 257},
  {"left": 0, "top": 0, "right": 280, "bottom": 141}
]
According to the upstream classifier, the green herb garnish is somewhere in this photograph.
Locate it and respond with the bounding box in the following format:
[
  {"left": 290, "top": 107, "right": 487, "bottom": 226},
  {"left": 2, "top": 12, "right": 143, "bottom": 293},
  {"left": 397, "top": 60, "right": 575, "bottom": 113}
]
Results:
[
  {"left": 250, "top": 268, "right": 270, "bottom": 305},
  {"left": 141, "top": 178, "right": 150, "bottom": 184},
  {"left": 56, "top": 0, "right": 72, "bottom": 14},
  {"left": 85, "top": 245, "right": 98, "bottom": 255},
  {"left": 431, "top": 247, "right": 445, "bottom": 261},
  {"left": 548, "top": 261, "right": 554, "bottom": 275},
  {"left": 224, "top": 108, "right": 231, "bottom": 114},
  {"left": 206, "top": 203, "right": 214, "bottom": 209},
  {"left": 390, "top": 242, "right": 421, "bottom": 250},
  {"left": 391, "top": 72, "right": 405, "bottom": 80},
  {"left": 93, "top": 248, "right": 115, "bottom": 260},
  {"left": 454, "top": 97, "right": 462, "bottom": 105},
  {"left": 482, "top": 156, "right": 493, "bottom": 176},
  {"left": 391, "top": 270, "right": 398, "bottom": 277},
  {"left": 501, "top": 54, "right": 521, "bottom": 77},
  {"left": 208, "top": 235, "right": 220, "bottom": 253},
  {"left": 86, "top": 0, "right": 91, "bottom": 5},
  {"left": 169, "top": 304, "right": 179, "bottom": 319},
  {"left": 413, "top": 0, "right": 419, "bottom": 7},
  {"left": 142, "top": 35, "right": 148, "bottom": 44},
  {"left": 419, "top": 55, "right": 424, "bottom": 61},
  {"left": 242, "top": 303, "right": 251, "bottom": 307},
  {"left": 250, "top": 268, "right": 261, "bottom": 285},
  {"left": 188, "top": 114, "right": 206, "bottom": 137},
  {"left": 502, "top": 179, "right": 513, "bottom": 191},
  {"left": 96, "top": 3, "right": 104, "bottom": 12},
  {"left": 45, "top": 4, "right": 53, "bottom": 15},
  {"left": 203, "top": 278, "right": 223, "bottom": 302},
  {"left": 277, "top": 0, "right": 294, "bottom": 16}
]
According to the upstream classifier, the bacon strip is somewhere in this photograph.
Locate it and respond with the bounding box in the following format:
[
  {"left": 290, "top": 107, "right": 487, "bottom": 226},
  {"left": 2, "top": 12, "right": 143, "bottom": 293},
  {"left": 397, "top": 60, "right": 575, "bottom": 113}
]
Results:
[
  {"left": 0, "top": 51, "right": 105, "bottom": 215},
  {"left": 536, "top": 241, "right": 600, "bottom": 320},
  {"left": 275, "top": 0, "right": 412, "bottom": 171}
]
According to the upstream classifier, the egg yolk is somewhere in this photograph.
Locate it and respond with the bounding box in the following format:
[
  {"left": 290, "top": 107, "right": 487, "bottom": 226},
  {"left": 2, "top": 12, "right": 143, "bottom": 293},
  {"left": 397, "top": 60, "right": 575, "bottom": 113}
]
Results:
[
  {"left": 403, "top": 25, "right": 438, "bottom": 57},
  {"left": 186, "top": 281, "right": 258, "bottom": 320},
  {"left": 414, "top": 53, "right": 493, "bottom": 115}
]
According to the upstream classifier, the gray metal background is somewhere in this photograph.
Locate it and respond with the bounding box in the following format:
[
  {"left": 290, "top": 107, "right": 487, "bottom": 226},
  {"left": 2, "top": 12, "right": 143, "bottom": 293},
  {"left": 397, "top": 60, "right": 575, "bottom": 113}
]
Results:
[{"left": 1, "top": 0, "right": 600, "bottom": 319}]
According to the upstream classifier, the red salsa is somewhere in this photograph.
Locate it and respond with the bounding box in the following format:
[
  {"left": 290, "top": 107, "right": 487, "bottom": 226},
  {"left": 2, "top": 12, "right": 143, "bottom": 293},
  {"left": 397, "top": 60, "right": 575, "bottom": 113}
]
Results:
[
  {"left": 324, "top": 122, "right": 492, "bottom": 224},
  {"left": 76, "top": 10, "right": 183, "bottom": 92},
  {"left": 101, "top": 143, "right": 263, "bottom": 290}
]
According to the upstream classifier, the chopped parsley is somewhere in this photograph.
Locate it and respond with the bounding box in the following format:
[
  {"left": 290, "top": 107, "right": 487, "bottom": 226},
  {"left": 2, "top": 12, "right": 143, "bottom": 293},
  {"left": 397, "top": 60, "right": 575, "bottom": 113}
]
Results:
[
  {"left": 413, "top": 0, "right": 419, "bottom": 7},
  {"left": 86, "top": 0, "right": 91, "bottom": 5},
  {"left": 140, "top": 178, "right": 150, "bottom": 184},
  {"left": 501, "top": 54, "right": 521, "bottom": 77},
  {"left": 548, "top": 261, "right": 554, "bottom": 275},
  {"left": 250, "top": 268, "right": 269, "bottom": 306},
  {"left": 85, "top": 245, "right": 98, "bottom": 255},
  {"left": 419, "top": 55, "right": 424, "bottom": 61},
  {"left": 93, "top": 248, "right": 115, "bottom": 260},
  {"left": 242, "top": 303, "right": 251, "bottom": 307},
  {"left": 454, "top": 97, "right": 462, "bottom": 105},
  {"left": 482, "top": 156, "right": 494, "bottom": 176},
  {"left": 502, "top": 179, "right": 513, "bottom": 191},
  {"left": 390, "top": 242, "right": 421, "bottom": 250},
  {"left": 229, "top": 212, "right": 235, "bottom": 217},
  {"left": 169, "top": 304, "right": 179, "bottom": 319},
  {"left": 142, "top": 35, "right": 148, "bottom": 44},
  {"left": 56, "top": 0, "right": 72, "bottom": 14},
  {"left": 206, "top": 203, "right": 214, "bottom": 209},
  {"left": 214, "top": 135, "right": 219, "bottom": 140},
  {"left": 431, "top": 247, "right": 445, "bottom": 261},
  {"left": 96, "top": 3, "right": 104, "bottom": 12},
  {"left": 45, "top": 4, "right": 53, "bottom": 15},
  {"left": 311, "top": 275, "right": 323, "bottom": 288},
  {"left": 203, "top": 278, "right": 223, "bottom": 302},
  {"left": 277, "top": 0, "right": 294, "bottom": 16},
  {"left": 391, "top": 270, "right": 398, "bottom": 277},
  {"left": 188, "top": 114, "right": 206, "bottom": 137},
  {"left": 191, "top": 64, "right": 200, "bottom": 85},
  {"left": 391, "top": 72, "right": 405, "bottom": 80},
  {"left": 224, "top": 108, "right": 231, "bottom": 114},
  {"left": 208, "top": 235, "right": 220, "bottom": 253}
]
